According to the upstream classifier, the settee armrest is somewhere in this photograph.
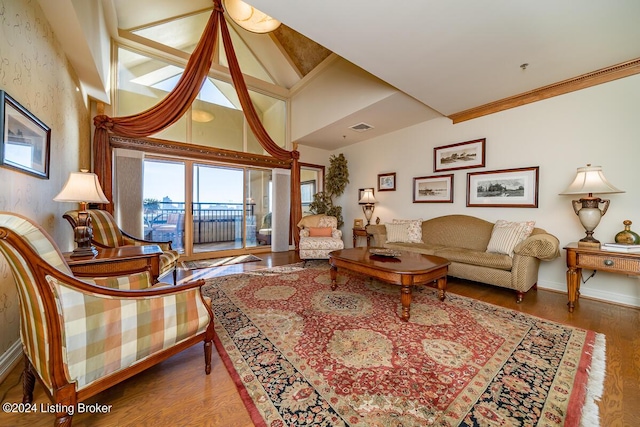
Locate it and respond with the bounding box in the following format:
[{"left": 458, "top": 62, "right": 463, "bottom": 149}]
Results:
[
  {"left": 366, "top": 224, "right": 387, "bottom": 247},
  {"left": 513, "top": 233, "right": 560, "bottom": 261}
]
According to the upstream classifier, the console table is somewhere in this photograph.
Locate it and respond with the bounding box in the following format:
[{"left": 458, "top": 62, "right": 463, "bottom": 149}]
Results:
[
  {"left": 564, "top": 242, "right": 640, "bottom": 312},
  {"left": 352, "top": 227, "right": 371, "bottom": 247},
  {"left": 64, "top": 245, "right": 163, "bottom": 282}
]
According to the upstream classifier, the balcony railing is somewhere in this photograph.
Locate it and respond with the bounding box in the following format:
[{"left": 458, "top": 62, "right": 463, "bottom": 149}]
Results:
[{"left": 144, "top": 202, "right": 256, "bottom": 251}]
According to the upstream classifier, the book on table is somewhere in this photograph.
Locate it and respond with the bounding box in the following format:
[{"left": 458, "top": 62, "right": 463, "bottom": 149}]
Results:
[{"left": 601, "top": 243, "right": 640, "bottom": 252}]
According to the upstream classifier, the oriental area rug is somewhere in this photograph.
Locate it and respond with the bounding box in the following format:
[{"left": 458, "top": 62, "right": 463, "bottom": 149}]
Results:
[
  {"left": 202, "top": 263, "right": 605, "bottom": 427},
  {"left": 181, "top": 254, "right": 262, "bottom": 270}
]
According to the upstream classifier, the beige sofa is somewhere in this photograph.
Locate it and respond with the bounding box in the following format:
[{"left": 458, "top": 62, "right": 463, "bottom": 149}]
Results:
[{"left": 366, "top": 215, "right": 560, "bottom": 302}]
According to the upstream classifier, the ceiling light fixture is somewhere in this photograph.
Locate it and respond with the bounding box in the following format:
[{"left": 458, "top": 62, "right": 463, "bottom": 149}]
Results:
[
  {"left": 222, "top": 0, "right": 282, "bottom": 34},
  {"left": 192, "top": 109, "right": 215, "bottom": 123}
]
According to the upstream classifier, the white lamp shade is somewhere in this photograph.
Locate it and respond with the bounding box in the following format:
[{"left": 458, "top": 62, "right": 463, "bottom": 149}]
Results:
[
  {"left": 54, "top": 171, "right": 109, "bottom": 204},
  {"left": 223, "top": 0, "right": 281, "bottom": 33},
  {"left": 559, "top": 165, "right": 624, "bottom": 195},
  {"left": 359, "top": 189, "right": 377, "bottom": 204}
]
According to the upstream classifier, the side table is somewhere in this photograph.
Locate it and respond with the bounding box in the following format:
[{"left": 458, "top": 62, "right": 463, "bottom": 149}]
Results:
[
  {"left": 64, "top": 245, "right": 163, "bottom": 282},
  {"left": 352, "top": 227, "right": 371, "bottom": 247},
  {"left": 564, "top": 242, "right": 640, "bottom": 312}
]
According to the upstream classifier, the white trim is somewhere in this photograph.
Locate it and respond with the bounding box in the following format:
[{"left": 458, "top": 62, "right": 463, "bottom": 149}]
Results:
[
  {"left": 0, "top": 340, "right": 23, "bottom": 384},
  {"left": 539, "top": 279, "right": 640, "bottom": 308}
]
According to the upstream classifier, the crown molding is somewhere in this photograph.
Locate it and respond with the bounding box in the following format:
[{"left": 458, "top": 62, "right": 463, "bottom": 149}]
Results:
[{"left": 448, "top": 58, "right": 640, "bottom": 124}]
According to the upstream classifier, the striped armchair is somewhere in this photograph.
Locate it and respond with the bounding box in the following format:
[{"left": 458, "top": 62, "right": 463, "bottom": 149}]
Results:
[
  {"left": 0, "top": 212, "right": 214, "bottom": 427},
  {"left": 63, "top": 209, "right": 179, "bottom": 282}
]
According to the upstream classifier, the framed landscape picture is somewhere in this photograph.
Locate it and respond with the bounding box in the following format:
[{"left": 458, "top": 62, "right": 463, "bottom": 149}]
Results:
[
  {"left": 467, "top": 166, "right": 539, "bottom": 208},
  {"left": 0, "top": 91, "right": 51, "bottom": 179},
  {"left": 413, "top": 174, "right": 454, "bottom": 203},
  {"left": 434, "top": 138, "right": 485, "bottom": 172},
  {"left": 378, "top": 172, "right": 396, "bottom": 191}
]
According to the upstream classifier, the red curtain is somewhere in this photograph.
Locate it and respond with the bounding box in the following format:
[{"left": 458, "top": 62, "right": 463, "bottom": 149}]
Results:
[{"left": 93, "top": 0, "right": 302, "bottom": 247}]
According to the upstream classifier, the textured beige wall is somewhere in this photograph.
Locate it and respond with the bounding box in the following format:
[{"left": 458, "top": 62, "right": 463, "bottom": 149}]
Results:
[{"left": 0, "top": 0, "right": 90, "bottom": 357}]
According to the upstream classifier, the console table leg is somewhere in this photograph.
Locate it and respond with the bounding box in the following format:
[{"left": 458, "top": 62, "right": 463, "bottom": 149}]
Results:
[
  {"left": 400, "top": 285, "right": 412, "bottom": 321},
  {"left": 330, "top": 265, "right": 338, "bottom": 291},
  {"left": 566, "top": 267, "right": 579, "bottom": 313}
]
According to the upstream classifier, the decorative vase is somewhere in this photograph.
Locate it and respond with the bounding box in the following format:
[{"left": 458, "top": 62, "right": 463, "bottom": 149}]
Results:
[{"left": 614, "top": 220, "right": 640, "bottom": 245}]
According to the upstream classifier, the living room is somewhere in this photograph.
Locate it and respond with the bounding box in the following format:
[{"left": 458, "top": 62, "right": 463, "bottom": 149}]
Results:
[{"left": 0, "top": 0, "right": 638, "bottom": 426}]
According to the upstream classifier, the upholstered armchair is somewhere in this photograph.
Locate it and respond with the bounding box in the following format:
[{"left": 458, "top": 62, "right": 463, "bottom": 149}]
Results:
[
  {"left": 63, "top": 209, "right": 179, "bottom": 282},
  {"left": 297, "top": 214, "right": 344, "bottom": 260},
  {"left": 0, "top": 212, "right": 214, "bottom": 427}
]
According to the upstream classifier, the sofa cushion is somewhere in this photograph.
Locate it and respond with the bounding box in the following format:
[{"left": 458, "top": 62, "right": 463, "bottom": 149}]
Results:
[
  {"left": 392, "top": 219, "right": 424, "bottom": 243},
  {"left": 384, "top": 242, "right": 445, "bottom": 255},
  {"left": 385, "top": 223, "right": 411, "bottom": 243},
  {"left": 308, "top": 227, "right": 333, "bottom": 237},
  {"left": 486, "top": 220, "right": 535, "bottom": 256},
  {"left": 435, "top": 247, "right": 513, "bottom": 271}
]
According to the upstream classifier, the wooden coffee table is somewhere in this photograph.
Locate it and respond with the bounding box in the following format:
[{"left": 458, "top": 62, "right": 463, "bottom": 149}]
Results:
[{"left": 329, "top": 247, "right": 450, "bottom": 321}]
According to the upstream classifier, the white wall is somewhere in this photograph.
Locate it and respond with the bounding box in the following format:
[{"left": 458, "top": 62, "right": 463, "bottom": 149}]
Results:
[{"left": 336, "top": 74, "right": 640, "bottom": 307}]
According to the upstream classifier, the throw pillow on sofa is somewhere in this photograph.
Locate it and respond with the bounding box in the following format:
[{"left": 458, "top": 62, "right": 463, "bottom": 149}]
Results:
[
  {"left": 486, "top": 220, "right": 536, "bottom": 256},
  {"left": 385, "top": 222, "right": 411, "bottom": 243},
  {"left": 392, "top": 218, "right": 424, "bottom": 243},
  {"left": 308, "top": 227, "right": 333, "bottom": 237}
]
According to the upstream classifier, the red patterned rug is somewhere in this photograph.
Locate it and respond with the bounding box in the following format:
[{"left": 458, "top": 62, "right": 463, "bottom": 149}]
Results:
[{"left": 203, "top": 263, "right": 605, "bottom": 426}]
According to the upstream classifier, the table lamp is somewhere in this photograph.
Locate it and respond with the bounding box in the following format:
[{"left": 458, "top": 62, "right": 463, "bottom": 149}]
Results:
[
  {"left": 358, "top": 189, "right": 378, "bottom": 226},
  {"left": 54, "top": 170, "right": 109, "bottom": 257},
  {"left": 559, "top": 164, "right": 624, "bottom": 247}
]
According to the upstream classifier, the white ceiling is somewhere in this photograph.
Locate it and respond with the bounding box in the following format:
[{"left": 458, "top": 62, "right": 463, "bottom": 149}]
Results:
[
  {"left": 42, "top": 0, "right": 640, "bottom": 150},
  {"left": 248, "top": 0, "right": 640, "bottom": 116}
]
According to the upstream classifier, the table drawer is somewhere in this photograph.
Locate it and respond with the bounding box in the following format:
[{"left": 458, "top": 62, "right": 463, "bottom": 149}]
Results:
[{"left": 578, "top": 253, "right": 640, "bottom": 273}]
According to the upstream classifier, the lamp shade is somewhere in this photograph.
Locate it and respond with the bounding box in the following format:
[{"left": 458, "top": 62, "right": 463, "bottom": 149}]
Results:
[
  {"left": 54, "top": 171, "right": 109, "bottom": 204},
  {"left": 223, "top": 0, "right": 281, "bottom": 33},
  {"left": 559, "top": 165, "right": 624, "bottom": 196},
  {"left": 358, "top": 189, "right": 377, "bottom": 205}
]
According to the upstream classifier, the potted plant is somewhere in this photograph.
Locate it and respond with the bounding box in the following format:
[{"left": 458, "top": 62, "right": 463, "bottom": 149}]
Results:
[{"left": 308, "top": 153, "right": 349, "bottom": 228}]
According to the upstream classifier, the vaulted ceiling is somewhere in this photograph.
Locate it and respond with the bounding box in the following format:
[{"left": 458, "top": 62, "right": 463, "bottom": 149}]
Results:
[{"left": 42, "top": 0, "right": 640, "bottom": 150}]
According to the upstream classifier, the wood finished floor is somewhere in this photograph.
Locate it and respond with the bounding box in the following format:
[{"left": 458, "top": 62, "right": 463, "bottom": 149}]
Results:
[{"left": 1, "top": 251, "right": 638, "bottom": 426}]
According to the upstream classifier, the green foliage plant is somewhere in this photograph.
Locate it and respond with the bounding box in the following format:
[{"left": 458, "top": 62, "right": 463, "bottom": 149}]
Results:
[{"left": 308, "top": 153, "right": 349, "bottom": 228}]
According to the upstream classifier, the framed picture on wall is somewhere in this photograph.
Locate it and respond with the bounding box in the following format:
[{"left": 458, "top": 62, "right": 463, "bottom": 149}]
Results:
[
  {"left": 413, "top": 174, "right": 454, "bottom": 203},
  {"left": 434, "top": 138, "right": 485, "bottom": 172},
  {"left": 378, "top": 172, "right": 396, "bottom": 191},
  {"left": 466, "top": 166, "right": 539, "bottom": 207},
  {"left": 0, "top": 91, "right": 51, "bottom": 179}
]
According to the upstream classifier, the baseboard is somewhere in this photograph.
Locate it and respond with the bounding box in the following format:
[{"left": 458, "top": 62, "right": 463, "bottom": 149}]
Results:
[
  {"left": 538, "top": 280, "right": 640, "bottom": 308},
  {"left": 0, "top": 340, "right": 23, "bottom": 384}
]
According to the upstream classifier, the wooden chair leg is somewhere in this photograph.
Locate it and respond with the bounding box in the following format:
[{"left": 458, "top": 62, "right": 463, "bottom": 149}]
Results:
[
  {"left": 22, "top": 355, "right": 35, "bottom": 404},
  {"left": 204, "top": 339, "right": 212, "bottom": 375}
]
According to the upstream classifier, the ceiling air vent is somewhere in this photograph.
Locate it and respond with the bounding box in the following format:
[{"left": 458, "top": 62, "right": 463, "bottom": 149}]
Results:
[{"left": 349, "top": 122, "right": 374, "bottom": 132}]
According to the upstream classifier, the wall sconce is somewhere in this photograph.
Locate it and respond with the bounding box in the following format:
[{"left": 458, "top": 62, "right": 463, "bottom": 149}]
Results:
[
  {"left": 358, "top": 189, "right": 377, "bottom": 226},
  {"left": 559, "top": 164, "right": 624, "bottom": 247},
  {"left": 54, "top": 170, "right": 109, "bottom": 257}
]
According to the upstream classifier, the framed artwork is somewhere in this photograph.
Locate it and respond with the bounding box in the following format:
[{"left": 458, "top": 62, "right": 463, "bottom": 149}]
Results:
[
  {"left": 0, "top": 91, "right": 51, "bottom": 179},
  {"left": 358, "top": 188, "right": 374, "bottom": 203},
  {"left": 378, "top": 172, "right": 396, "bottom": 191},
  {"left": 434, "top": 138, "right": 485, "bottom": 172},
  {"left": 413, "top": 174, "right": 454, "bottom": 203},
  {"left": 467, "top": 166, "right": 539, "bottom": 208},
  {"left": 353, "top": 219, "right": 364, "bottom": 228}
]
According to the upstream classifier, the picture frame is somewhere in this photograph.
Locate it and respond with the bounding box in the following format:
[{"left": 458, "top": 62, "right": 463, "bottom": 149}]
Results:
[
  {"left": 466, "top": 166, "right": 539, "bottom": 208},
  {"left": 353, "top": 219, "right": 364, "bottom": 228},
  {"left": 434, "top": 138, "right": 485, "bottom": 172},
  {"left": 378, "top": 172, "right": 396, "bottom": 191},
  {"left": 358, "top": 188, "right": 375, "bottom": 204},
  {"left": 0, "top": 91, "right": 51, "bottom": 179},
  {"left": 413, "top": 174, "right": 454, "bottom": 203}
]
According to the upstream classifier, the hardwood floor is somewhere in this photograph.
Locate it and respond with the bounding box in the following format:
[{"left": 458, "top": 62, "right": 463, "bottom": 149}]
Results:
[{"left": 1, "top": 251, "right": 638, "bottom": 426}]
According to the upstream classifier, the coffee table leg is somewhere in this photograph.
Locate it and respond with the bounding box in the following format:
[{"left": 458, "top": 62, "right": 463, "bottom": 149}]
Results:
[
  {"left": 400, "top": 285, "right": 411, "bottom": 321},
  {"left": 437, "top": 276, "right": 447, "bottom": 301},
  {"left": 330, "top": 265, "right": 338, "bottom": 291}
]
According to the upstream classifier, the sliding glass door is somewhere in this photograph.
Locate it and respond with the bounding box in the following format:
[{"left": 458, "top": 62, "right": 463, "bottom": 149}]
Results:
[{"left": 142, "top": 158, "right": 271, "bottom": 257}]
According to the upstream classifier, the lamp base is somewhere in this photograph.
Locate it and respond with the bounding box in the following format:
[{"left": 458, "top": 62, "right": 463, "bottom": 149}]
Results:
[
  {"left": 577, "top": 240, "right": 601, "bottom": 248},
  {"left": 70, "top": 245, "right": 98, "bottom": 258},
  {"left": 71, "top": 211, "right": 98, "bottom": 258}
]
